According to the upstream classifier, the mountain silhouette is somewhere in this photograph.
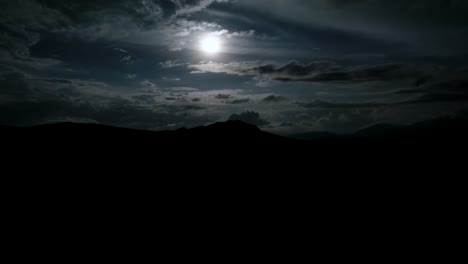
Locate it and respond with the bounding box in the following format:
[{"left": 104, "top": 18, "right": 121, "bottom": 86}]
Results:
[
  {"left": 2, "top": 117, "right": 466, "bottom": 213},
  {"left": 290, "top": 116, "right": 468, "bottom": 142},
  {"left": 352, "top": 123, "right": 406, "bottom": 138},
  {"left": 2, "top": 117, "right": 468, "bottom": 173},
  {"left": 1, "top": 120, "right": 290, "bottom": 147}
]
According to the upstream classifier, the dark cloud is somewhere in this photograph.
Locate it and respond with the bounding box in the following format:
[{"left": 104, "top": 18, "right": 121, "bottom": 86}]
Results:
[
  {"left": 214, "top": 94, "right": 250, "bottom": 104},
  {"left": 215, "top": 94, "right": 231, "bottom": 99},
  {"left": 0, "top": 93, "right": 209, "bottom": 129},
  {"left": 420, "top": 79, "right": 468, "bottom": 93},
  {"left": 229, "top": 111, "right": 270, "bottom": 126},
  {"left": 327, "top": 0, "right": 368, "bottom": 8},
  {"left": 228, "top": 98, "right": 250, "bottom": 104},
  {"left": 29, "top": 0, "right": 224, "bottom": 26},
  {"left": 37, "top": 78, "right": 74, "bottom": 84},
  {"left": 394, "top": 71, "right": 468, "bottom": 105},
  {"left": 312, "top": 109, "right": 381, "bottom": 133},
  {"left": 132, "top": 94, "right": 156, "bottom": 104},
  {"left": 403, "top": 93, "right": 468, "bottom": 105},
  {"left": 298, "top": 100, "right": 387, "bottom": 109},
  {"left": 253, "top": 62, "right": 340, "bottom": 77},
  {"left": 263, "top": 95, "right": 288, "bottom": 103},
  {"left": 0, "top": 72, "right": 31, "bottom": 100},
  {"left": 267, "top": 63, "right": 431, "bottom": 83},
  {"left": 299, "top": 90, "right": 468, "bottom": 110},
  {"left": 237, "top": 0, "right": 468, "bottom": 54},
  {"left": 190, "top": 61, "right": 430, "bottom": 84},
  {"left": 0, "top": 69, "right": 210, "bottom": 129}
]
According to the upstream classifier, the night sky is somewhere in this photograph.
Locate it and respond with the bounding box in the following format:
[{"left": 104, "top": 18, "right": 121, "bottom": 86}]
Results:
[{"left": 1, "top": 0, "right": 468, "bottom": 134}]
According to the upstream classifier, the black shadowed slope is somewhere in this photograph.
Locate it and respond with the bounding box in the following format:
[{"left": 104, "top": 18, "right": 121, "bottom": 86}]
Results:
[
  {"left": 1, "top": 120, "right": 300, "bottom": 168},
  {"left": 1, "top": 120, "right": 292, "bottom": 150},
  {"left": 2, "top": 117, "right": 466, "bottom": 227}
]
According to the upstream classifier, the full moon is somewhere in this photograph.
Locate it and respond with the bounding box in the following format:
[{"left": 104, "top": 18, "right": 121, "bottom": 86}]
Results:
[{"left": 200, "top": 36, "right": 221, "bottom": 54}]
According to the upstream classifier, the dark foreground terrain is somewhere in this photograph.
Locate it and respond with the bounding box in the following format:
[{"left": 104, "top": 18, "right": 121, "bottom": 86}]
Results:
[
  {"left": 4, "top": 119, "right": 463, "bottom": 260},
  {"left": 2, "top": 118, "right": 465, "bottom": 242}
]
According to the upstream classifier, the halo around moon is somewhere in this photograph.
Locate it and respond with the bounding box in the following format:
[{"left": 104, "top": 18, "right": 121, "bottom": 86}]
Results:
[{"left": 200, "top": 35, "right": 221, "bottom": 54}]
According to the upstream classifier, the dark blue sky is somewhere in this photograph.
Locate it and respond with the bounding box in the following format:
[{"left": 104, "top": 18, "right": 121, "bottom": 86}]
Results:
[{"left": 1, "top": 0, "right": 468, "bottom": 133}]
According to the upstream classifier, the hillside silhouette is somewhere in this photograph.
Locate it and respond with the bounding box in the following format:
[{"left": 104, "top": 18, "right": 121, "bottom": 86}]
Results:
[
  {"left": 2, "top": 116, "right": 468, "bottom": 165},
  {"left": 2, "top": 117, "right": 466, "bottom": 212},
  {"left": 1, "top": 120, "right": 291, "bottom": 149}
]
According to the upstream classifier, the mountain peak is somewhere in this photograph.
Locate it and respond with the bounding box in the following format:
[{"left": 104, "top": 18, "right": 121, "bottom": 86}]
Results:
[{"left": 205, "top": 120, "right": 261, "bottom": 131}]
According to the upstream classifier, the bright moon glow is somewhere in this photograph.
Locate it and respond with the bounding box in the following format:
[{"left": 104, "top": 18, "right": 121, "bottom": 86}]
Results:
[{"left": 200, "top": 36, "right": 221, "bottom": 54}]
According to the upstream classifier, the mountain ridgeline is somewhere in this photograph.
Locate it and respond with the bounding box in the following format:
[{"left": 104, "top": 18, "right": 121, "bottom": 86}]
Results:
[{"left": 2, "top": 117, "right": 468, "bottom": 168}]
